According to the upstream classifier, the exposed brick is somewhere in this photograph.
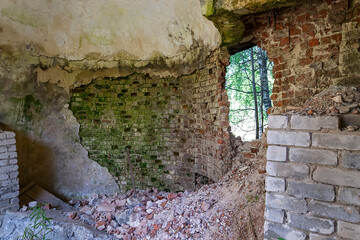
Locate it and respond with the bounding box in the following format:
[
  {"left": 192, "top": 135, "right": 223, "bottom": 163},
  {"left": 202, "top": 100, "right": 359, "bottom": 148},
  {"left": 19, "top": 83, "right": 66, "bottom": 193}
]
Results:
[
  {"left": 287, "top": 181, "right": 335, "bottom": 201},
  {"left": 288, "top": 213, "right": 334, "bottom": 234},
  {"left": 289, "top": 148, "right": 337, "bottom": 165},
  {"left": 339, "top": 187, "right": 360, "bottom": 206},
  {"left": 337, "top": 221, "right": 360, "bottom": 239},
  {"left": 267, "top": 131, "right": 310, "bottom": 147},
  {"left": 265, "top": 176, "right": 285, "bottom": 192},
  {"left": 264, "top": 221, "right": 306, "bottom": 240},
  {"left": 268, "top": 115, "right": 288, "bottom": 129},
  {"left": 290, "top": 115, "right": 339, "bottom": 130},
  {"left": 309, "top": 38, "right": 320, "bottom": 47},
  {"left": 264, "top": 208, "right": 284, "bottom": 223},
  {"left": 313, "top": 167, "right": 360, "bottom": 188},
  {"left": 265, "top": 193, "right": 307, "bottom": 213},
  {"left": 267, "top": 161, "right": 309, "bottom": 179},
  {"left": 309, "top": 200, "right": 360, "bottom": 223},
  {"left": 313, "top": 133, "right": 360, "bottom": 151},
  {"left": 267, "top": 146, "right": 287, "bottom": 162},
  {"left": 341, "top": 151, "right": 360, "bottom": 170}
]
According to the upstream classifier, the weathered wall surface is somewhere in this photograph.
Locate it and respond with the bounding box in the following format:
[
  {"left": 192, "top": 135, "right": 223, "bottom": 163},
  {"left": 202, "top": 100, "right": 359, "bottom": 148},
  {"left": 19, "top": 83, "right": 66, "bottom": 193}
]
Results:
[
  {"left": 265, "top": 114, "right": 360, "bottom": 239},
  {"left": 0, "top": 130, "right": 19, "bottom": 225},
  {"left": 0, "top": 0, "right": 220, "bottom": 76},
  {"left": 0, "top": 0, "right": 231, "bottom": 198},
  {"left": 69, "top": 51, "right": 232, "bottom": 192}
]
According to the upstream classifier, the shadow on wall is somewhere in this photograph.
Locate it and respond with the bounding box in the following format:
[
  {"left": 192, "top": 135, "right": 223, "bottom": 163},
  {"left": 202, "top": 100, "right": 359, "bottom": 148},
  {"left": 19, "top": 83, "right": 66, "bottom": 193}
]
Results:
[{"left": 0, "top": 122, "right": 56, "bottom": 203}]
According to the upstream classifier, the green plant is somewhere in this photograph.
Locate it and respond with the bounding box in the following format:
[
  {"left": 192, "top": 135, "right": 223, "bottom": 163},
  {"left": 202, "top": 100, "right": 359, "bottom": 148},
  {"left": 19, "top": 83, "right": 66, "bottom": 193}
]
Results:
[
  {"left": 278, "top": 238, "right": 286, "bottom": 240},
  {"left": 21, "top": 203, "right": 52, "bottom": 240}
]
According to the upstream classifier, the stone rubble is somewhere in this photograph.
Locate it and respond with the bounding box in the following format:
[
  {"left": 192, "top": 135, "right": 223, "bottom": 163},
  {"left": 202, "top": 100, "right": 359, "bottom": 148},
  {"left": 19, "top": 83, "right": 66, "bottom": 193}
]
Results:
[
  {"left": 68, "top": 186, "right": 235, "bottom": 240},
  {"left": 287, "top": 86, "right": 360, "bottom": 117}
]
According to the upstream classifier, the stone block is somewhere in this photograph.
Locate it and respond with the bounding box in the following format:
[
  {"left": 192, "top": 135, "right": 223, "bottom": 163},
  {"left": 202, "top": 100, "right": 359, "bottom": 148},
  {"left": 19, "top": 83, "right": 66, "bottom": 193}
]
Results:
[
  {"left": 264, "top": 208, "right": 284, "bottom": 223},
  {"left": 264, "top": 221, "right": 306, "bottom": 240},
  {"left": 0, "top": 165, "right": 18, "bottom": 174},
  {"left": 265, "top": 193, "right": 307, "bottom": 213},
  {"left": 0, "top": 200, "right": 9, "bottom": 208},
  {"left": 290, "top": 115, "right": 339, "bottom": 130},
  {"left": 337, "top": 221, "right": 360, "bottom": 239},
  {"left": 4, "top": 132, "right": 15, "bottom": 139},
  {"left": 0, "top": 191, "right": 19, "bottom": 201},
  {"left": 341, "top": 151, "right": 360, "bottom": 170},
  {"left": 266, "top": 161, "right": 309, "bottom": 180},
  {"left": 0, "top": 152, "right": 17, "bottom": 160},
  {"left": 0, "top": 139, "right": 15, "bottom": 147},
  {"left": 287, "top": 181, "right": 335, "bottom": 201},
  {"left": 309, "top": 200, "right": 360, "bottom": 223},
  {"left": 309, "top": 233, "right": 338, "bottom": 240},
  {"left": 0, "top": 174, "right": 8, "bottom": 181},
  {"left": 268, "top": 115, "right": 288, "bottom": 129},
  {"left": 267, "top": 146, "right": 287, "bottom": 161},
  {"left": 0, "top": 133, "right": 5, "bottom": 140},
  {"left": 313, "top": 167, "right": 360, "bottom": 188},
  {"left": 265, "top": 176, "right": 285, "bottom": 192},
  {"left": 267, "top": 130, "right": 310, "bottom": 147},
  {"left": 10, "top": 198, "right": 19, "bottom": 205},
  {"left": 288, "top": 213, "right": 334, "bottom": 234},
  {"left": 313, "top": 133, "right": 360, "bottom": 151},
  {"left": 339, "top": 187, "right": 360, "bottom": 206},
  {"left": 0, "top": 161, "right": 8, "bottom": 167},
  {"left": 9, "top": 159, "right": 17, "bottom": 165},
  {"left": 9, "top": 172, "right": 19, "bottom": 179},
  {"left": 0, "top": 147, "right": 6, "bottom": 153},
  {"left": 289, "top": 148, "right": 337, "bottom": 165},
  {"left": 7, "top": 145, "right": 16, "bottom": 152}
]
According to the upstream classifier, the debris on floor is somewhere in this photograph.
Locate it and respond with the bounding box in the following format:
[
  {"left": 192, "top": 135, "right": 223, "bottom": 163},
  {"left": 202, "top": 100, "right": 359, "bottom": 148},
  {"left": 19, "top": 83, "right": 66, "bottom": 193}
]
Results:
[
  {"left": 3, "top": 141, "right": 266, "bottom": 240},
  {"left": 287, "top": 86, "right": 360, "bottom": 116}
]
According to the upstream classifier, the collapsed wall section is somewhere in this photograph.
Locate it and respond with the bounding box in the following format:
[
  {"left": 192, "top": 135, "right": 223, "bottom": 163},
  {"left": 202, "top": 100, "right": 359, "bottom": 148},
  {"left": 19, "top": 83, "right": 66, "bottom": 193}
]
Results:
[
  {"left": 0, "top": 130, "right": 19, "bottom": 226},
  {"left": 264, "top": 114, "right": 360, "bottom": 240},
  {"left": 69, "top": 51, "right": 232, "bottom": 192},
  {"left": 239, "top": 0, "right": 357, "bottom": 113}
]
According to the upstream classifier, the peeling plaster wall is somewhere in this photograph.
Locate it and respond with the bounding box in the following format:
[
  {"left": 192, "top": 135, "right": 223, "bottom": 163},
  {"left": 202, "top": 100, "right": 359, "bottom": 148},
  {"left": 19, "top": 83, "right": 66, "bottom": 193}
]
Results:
[
  {"left": 0, "top": 0, "right": 220, "bottom": 76},
  {"left": 0, "top": 0, "right": 229, "bottom": 199}
]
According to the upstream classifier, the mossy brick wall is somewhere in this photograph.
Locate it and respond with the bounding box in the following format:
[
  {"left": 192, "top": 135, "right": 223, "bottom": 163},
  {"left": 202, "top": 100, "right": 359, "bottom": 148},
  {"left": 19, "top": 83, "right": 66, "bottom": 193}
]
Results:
[
  {"left": 240, "top": 0, "right": 359, "bottom": 113},
  {"left": 70, "top": 51, "right": 232, "bottom": 192}
]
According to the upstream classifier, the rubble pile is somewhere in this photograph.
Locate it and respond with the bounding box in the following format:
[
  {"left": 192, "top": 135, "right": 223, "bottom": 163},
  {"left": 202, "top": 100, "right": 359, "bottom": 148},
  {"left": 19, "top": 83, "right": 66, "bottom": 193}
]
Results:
[
  {"left": 60, "top": 159, "right": 265, "bottom": 240},
  {"left": 288, "top": 86, "right": 360, "bottom": 115},
  {"left": 69, "top": 185, "right": 234, "bottom": 239}
]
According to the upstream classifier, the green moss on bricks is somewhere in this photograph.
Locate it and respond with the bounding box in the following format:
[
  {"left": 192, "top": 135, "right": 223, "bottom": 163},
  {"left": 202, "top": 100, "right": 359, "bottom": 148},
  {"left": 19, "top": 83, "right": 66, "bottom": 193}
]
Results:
[{"left": 70, "top": 74, "right": 183, "bottom": 192}]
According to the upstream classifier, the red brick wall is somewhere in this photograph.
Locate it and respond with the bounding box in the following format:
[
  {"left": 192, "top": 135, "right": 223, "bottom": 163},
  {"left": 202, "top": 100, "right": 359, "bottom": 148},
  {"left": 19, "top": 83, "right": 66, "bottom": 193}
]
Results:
[{"left": 242, "top": 0, "right": 350, "bottom": 113}]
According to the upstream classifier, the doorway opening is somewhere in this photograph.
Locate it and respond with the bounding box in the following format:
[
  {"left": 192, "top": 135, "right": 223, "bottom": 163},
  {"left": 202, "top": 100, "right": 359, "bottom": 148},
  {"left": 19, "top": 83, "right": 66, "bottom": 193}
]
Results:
[{"left": 226, "top": 46, "right": 274, "bottom": 141}]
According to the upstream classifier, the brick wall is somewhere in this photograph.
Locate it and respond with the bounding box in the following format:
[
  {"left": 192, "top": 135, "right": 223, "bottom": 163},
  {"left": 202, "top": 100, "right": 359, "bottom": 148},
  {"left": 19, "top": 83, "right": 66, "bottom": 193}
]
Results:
[
  {"left": 69, "top": 50, "right": 232, "bottom": 192},
  {"left": 240, "top": 0, "right": 358, "bottom": 113},
  {"left": 264, "top": 114, "right": 360, "bottom": 240},
  {"left": 0, "top": 130, "right": 19, "bottom": 226}
]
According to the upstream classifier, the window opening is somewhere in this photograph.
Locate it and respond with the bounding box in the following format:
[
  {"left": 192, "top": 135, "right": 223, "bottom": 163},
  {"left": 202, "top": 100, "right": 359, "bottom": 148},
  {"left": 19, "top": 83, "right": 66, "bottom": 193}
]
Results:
[{"left": 226, "top": 46, "right": 274, "bottom": 141}]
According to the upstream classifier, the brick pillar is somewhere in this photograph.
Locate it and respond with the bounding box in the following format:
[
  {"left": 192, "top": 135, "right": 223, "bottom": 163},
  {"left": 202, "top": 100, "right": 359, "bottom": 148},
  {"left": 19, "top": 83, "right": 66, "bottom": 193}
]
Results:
[
  {"left": 0, "top": 130, "right": 20, "bottom": 226},
  {"left": 264, "top": 114, "right": 360, "bottom": 240}
]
